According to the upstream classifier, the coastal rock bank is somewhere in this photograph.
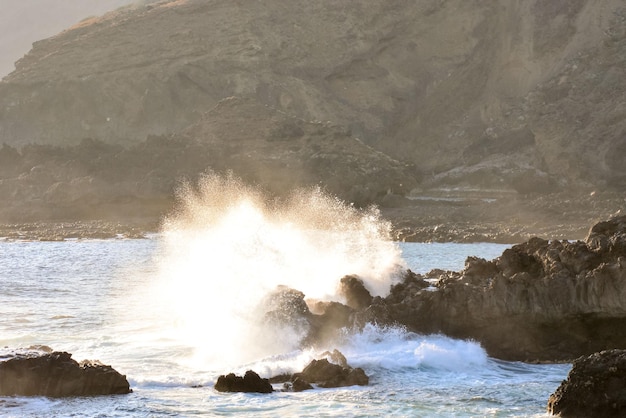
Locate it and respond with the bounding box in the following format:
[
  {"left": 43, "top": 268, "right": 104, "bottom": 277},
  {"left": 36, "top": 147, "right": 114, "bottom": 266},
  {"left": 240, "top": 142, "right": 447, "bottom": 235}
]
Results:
[
  {"left": 0, "top": 347, "right": 131, "bottom": 397},
  {"left": 382, "top": 215, "right": 626, "bottom": 361},
  {"left": 266, "top": 215, "right": 626, "bottom": 362},
  {"left": 548, "top": 349, "right": 626, "bottom": 417}
]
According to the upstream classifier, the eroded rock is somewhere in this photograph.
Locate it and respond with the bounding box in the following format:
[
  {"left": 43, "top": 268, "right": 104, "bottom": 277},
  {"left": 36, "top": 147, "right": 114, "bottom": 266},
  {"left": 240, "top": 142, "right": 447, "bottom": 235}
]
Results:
[
  {"left": 214, "top": 370, "right": 273, "bottom": 394},
  {"left": 271, "top": 349, "right": 369, "bottom": 392},
  {"left": 548, "top": 349, "right": 626, "bottom": 417},
  {"left": 0, "top": 348, "right": 131, "bottom": 397},
  {"left": 380, "top": 215, "right": 626, "bottom": 361}
]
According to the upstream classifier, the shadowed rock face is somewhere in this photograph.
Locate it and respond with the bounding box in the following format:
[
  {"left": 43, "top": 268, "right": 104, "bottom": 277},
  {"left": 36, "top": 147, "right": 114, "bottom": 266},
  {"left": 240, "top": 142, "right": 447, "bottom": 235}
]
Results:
[
  {"left": 382, "top": 215, "right": 626, "bottom": 361},
  {"left": 548, "top": 349, "right": 626, "bottom": 417},
  {"left": 299, "top": 358, "right": 369, "bottom": 389},
  {"left": 265, "top": 216, "right": 626, "bottom": 362},
  {"left": 0, "top": 349, "right": 131, "bottom": 397},
  {"left": 214, "top": 371, "right": 273, "bottom": 394}
]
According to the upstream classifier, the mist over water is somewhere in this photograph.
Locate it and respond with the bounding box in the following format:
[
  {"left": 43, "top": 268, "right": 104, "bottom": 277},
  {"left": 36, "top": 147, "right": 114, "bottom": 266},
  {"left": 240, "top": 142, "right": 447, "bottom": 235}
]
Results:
[{"left": 148, "top": 173, "right": 405, "bottom": 369}]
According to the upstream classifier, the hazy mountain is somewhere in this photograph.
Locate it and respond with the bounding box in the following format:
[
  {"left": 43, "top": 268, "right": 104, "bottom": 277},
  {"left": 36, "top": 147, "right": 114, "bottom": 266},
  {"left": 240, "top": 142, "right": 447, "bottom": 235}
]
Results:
[
  {"left": 0, "top": 0, "right": 142, "bottom": 78},
  {"left": 0, "top": 0, "right": 624, "bottom": 230}
]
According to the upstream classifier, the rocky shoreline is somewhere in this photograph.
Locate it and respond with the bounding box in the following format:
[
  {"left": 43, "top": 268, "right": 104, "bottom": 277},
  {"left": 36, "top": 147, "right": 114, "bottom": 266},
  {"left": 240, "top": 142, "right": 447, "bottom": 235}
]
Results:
[
  {"left": 259, "top": 215, "right": 626, "bottom": 363},
  {"left": 0, "top": 347, "right": 130, "bottom": 397},
  {"left": 3, "top": 215, "right": 626, "bottom": 416},
  {"left": 0, "top": 220, "right": 157, "bottom": 241},
  {"left": 1, "top": 189, "right": 623, "bottom": 244}
]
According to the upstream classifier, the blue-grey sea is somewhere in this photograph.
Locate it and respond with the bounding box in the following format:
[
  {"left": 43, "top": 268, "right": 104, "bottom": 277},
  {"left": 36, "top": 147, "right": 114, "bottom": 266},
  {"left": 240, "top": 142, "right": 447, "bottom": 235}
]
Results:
[{"left": 0, "top": 234, "right": 569, "bottom": 417}]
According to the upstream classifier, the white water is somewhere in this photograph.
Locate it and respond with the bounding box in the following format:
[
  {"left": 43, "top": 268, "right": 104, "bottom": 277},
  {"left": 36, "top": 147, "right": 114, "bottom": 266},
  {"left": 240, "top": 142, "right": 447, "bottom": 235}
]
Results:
[{"left": 0, "top": 178, "right": 569, "bottom": 417}]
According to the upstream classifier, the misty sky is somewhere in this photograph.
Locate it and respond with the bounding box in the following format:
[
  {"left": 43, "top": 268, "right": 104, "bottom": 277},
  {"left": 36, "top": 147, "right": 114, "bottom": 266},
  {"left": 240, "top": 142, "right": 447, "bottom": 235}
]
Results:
[{"left": 0, "top": 0, "right": 137, "bottom": 78}]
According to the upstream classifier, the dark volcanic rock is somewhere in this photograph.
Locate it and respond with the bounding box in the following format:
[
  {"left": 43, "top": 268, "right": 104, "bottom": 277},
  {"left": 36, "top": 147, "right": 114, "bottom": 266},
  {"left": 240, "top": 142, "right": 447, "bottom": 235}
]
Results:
[
  {"left": 380, "top": 215, "right": 626, "bottom": 361},
  {"left": 258, "top": 216, "right": 626, "bottom": 362},
  {"left": 339, "top": 274, "right": 373, "bottom": 310},
  {"left": 289, "top": 377, "right": 314, "bottom": 392},
  {"left": 214, "top": 370, "right": 273, "bottom": 394},
  {"left": 548, "top": 349, "right": 626, "bottom": 417},
  {"left": 262, "top": 285, "right": 357, "bottom": 348},
  {"left": 300, "top": 358, "right": 369, "bottom": 388},
  {"left": 272, "top": 349, "right": 368, "bottom": 391},
  {"left": 0, "top": 349, "right": 131, "bottom": 397}
]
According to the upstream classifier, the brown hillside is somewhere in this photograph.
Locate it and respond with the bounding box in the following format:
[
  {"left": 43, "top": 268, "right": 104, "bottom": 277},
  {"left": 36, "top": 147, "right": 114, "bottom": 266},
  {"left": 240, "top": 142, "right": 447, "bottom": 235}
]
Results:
[
  {"left": 1, "top": 0, "right": 625, "bottom": 192},
  {"left": 0, "top": 0, "right": 624, "bottom": 239}
]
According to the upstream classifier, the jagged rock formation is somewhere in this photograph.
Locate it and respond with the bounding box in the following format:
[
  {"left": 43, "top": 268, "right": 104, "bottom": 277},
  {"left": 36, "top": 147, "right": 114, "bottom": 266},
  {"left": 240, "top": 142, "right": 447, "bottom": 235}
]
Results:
[
  {"left": 214, "top": 370, "right": 273, "bottom": 394},
  {"left": 216, "top": 350, "right": 368, "bottom": 393},
  {"left": 548, "top": 349, "right": 626, "bottom": 417},
  {"left": 1, "top": 0, "right": 625, "bottom": 195},
  {"left": 383, "top": 215, "right": 626, "bottom": 361},
  {"left": 0, "top": 347, "right": 131, "bottom": 397},
  {"left": 264, "top": 216, "right": 626, "bottom": 362}
]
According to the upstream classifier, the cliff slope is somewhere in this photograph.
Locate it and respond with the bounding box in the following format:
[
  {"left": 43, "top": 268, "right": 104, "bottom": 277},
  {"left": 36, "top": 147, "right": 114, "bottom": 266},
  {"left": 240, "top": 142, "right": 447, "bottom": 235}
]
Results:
[
  {"left": 0, "top": 0, "right": 624, "bottom": 233},
  {"left": 1, "top": 0, "right": 625, "bottom": 192}
]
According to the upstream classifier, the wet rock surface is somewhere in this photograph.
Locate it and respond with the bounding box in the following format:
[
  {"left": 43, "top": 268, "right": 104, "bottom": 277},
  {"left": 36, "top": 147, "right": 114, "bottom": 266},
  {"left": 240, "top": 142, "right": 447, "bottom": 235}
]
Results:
[
  {"left": 380, "top": 215, "right": 626, "bottom": 361},
  {"left": 272, "top": 216, "right": 626, "bottom": 363},
  {"left": 0, "top": 347, "right": 131, "bottom": 397},
  {"left": 548, "top": 349, "right": 626, "bottom": 417},
  {"left": 269, "top": 349, "right": 369, "bottom": 392},
  {"left": 298, "top": 358, "right": 369, "bottom": 389},
  {"left": 214, "top": 370, "right": 273, "bottom": 394}
]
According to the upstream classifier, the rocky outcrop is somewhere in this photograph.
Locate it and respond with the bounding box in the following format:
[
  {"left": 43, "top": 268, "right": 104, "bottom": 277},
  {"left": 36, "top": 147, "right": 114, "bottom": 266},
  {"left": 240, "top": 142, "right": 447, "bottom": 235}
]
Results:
[
  {"left": 214, "top": 370, "right": 273, "bottom": 394},
  {"left": 259, "top": 216, "right": 626, "bottom": 362},
  {"left": 0, "top": 348, "right": 131, "bottom": 397},
  {"left": 216, "top": 350, "right": 368, "bottom": 393},
  {"left": 339, "top": 275, "right": 373, "bottom": 310},
  {"left": 548, "top": 349, "right": 626, "bottom": 417},
  {"left": 265, "top": 215, "right": 626, "bottom": 362},
  {"left": 270, "top": 349, "right": 369, "bottom": 392},
  {"left": 382, "top": 215, "right": 626, "bottom": 361},
  {"left": 298, "top": 358, "right": 369, "bottom": 389}
]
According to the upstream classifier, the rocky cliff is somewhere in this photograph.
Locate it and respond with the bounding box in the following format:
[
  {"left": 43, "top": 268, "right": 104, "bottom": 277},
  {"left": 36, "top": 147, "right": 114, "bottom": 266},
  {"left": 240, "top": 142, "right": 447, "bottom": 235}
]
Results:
[
  {"left": 266, "top": 216, "right": 626, "bottom": 362},
  {"left": 0, "top": 0, "right": 624, "bottom": 231},
  {"left": 383, "top": 215, "right": 626, "bottom": 361},
  {"left": 1, "top": 0, "right": 626, "bottom": 192}
]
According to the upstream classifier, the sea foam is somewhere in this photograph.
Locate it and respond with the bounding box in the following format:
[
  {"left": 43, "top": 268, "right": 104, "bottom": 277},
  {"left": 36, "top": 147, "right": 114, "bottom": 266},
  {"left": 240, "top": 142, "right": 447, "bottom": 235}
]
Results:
[{"left": 144, "top": 173, "right": 405, "bottom": 370}]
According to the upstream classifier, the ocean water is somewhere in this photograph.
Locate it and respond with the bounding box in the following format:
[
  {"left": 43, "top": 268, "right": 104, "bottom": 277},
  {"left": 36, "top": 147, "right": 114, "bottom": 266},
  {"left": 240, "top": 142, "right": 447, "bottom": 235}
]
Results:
[
  {"left": 0, "top": 237, "right": 568, "bottom": 418},
  {"left": 0, "top": 177, "right": 569, "bottom": 417}
]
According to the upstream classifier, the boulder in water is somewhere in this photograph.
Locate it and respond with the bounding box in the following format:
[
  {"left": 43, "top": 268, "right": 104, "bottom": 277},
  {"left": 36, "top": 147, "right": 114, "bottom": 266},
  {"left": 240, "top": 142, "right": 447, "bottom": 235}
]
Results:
[
  {"left": 299, "top": 358, "right": 369, "bottom": 388},
  {"left": 271, "top": 349, "right": 369, "bottom": 391},
  {"left": 214, "top": 370, "right": 273, "bottom": 394},
  {"left": 282, "top": 376, "right": 314, "bottom": 392},
  {"left": 0, "top": 348, "right": 131, "bottom": 397},
  {"left": 548, "top": 349, "right": 626, "bottom": 417}
]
